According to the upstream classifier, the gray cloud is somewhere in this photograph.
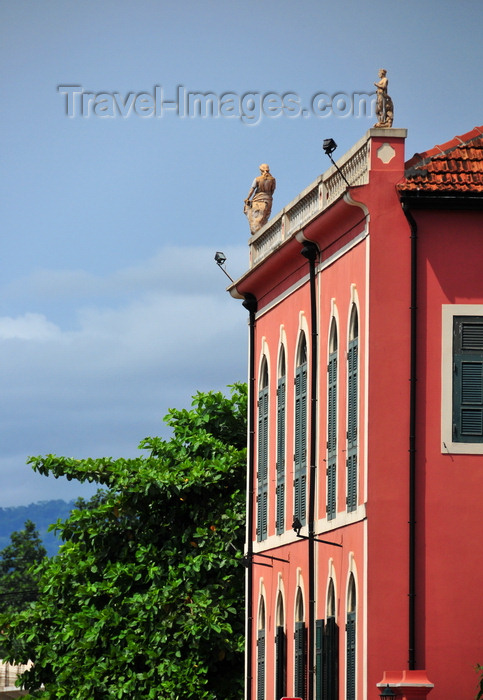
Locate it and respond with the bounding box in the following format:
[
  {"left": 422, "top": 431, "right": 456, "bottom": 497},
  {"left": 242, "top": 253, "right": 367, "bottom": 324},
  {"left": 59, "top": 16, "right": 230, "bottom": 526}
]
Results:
[{"left": 0, "top": 246, "right": 249, "bottom": 506}]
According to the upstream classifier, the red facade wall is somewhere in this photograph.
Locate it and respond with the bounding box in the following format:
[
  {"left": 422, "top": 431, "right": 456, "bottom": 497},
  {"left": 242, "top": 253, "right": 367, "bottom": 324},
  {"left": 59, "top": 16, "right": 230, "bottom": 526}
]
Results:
[
  {"left": 413, "top": 208, "right": 483, "bottom": 697},
  {"left": 250, "top": 230, "right": 370, "bottom": 699},
  {"left": 235, "top": 129, "right": 483, "bottom": 700}
]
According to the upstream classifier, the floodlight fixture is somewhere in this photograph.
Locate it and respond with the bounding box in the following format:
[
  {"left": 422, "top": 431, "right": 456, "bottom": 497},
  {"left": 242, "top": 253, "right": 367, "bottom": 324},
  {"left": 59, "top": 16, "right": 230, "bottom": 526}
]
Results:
[
  {"left": 214, "top": 251, "right": 226, "bottom": 266},
  {"left": 242, "top": 552, "right": 290, "bottom": 568},
  {"left": 214, "top": 251, "right": 234, "bottom": 283},
  {"left": 322, "top": 137, "right": 351, "bottom": 188},
  {"left": 323, "top": 138, "right": 337, "bottom": 156},
  {"left": 292, "top": 515, "right": 343, "bottom": 547},
  {"left": 292, "top": 517, "right": 303, "bottom": 536}
]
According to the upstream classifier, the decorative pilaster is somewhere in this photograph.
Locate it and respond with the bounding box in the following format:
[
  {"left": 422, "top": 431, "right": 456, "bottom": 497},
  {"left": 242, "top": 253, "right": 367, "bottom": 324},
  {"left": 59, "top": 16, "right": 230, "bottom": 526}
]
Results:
[{"left": 377, "top": 670, "right": 434, "bottom": 699}]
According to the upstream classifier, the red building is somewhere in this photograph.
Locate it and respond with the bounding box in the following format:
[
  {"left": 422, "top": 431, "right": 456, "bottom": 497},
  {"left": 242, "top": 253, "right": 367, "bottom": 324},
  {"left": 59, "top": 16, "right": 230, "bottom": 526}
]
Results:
[{"left": 229, "top": 126, "right": 483, "bottom": 700}]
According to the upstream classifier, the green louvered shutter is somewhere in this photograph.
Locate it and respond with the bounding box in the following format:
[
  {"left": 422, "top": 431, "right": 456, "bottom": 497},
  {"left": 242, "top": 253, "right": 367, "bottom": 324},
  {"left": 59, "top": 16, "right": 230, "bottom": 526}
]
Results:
[
  {"left": 257, "top": 628, "right": 265, "bottom": 700},
  {"left": 315, "top": 619, "right": 324, "bottom": 700},
  {"left": 346, "top": 453, "right": 357, "bottom": 513},
  {"left": 276, "top": 376, "right": 286, "bottom": 534},
  {"left": 257, "top": 386, "right": 269, "bottom": 541},
  {"left": 294, "top": 363, "right": 307, "bottom": 525},
  {"left": 323, "top": 617, "right": 339, "bottom": 700},
  {"left": 275, "top": 625, "right": 286, "bottom": 700},
  {"left": 346, "top": 612, "right": 356, "bottom": 700},
  {"left": 294, "top": 621, "right": 307, "bottom": 700},
  {"left": 347, "top": 338, "right": 358, "bottom": 512},
  {"left": 453, "top": 317, "right": 483, "bottom": 442},
  {"left": 327, "top": 352, "right": 337, "bottom": 520}
]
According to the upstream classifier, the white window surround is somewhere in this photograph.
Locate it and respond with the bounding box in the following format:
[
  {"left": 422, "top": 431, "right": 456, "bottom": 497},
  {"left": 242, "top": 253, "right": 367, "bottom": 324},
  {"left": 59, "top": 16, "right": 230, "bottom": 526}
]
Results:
[
  {"left": 441, "top": 303, "right": 483, "bottom": 454},
  {"left": 275, "top": 577, "right": 286, "bottom": 627}
]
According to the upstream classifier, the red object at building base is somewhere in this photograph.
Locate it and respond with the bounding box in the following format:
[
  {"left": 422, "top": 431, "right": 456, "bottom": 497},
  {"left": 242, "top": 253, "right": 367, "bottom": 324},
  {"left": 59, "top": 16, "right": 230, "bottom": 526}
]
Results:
[{"left": 377, "top": 670, "right": 434, "bottom": 699}]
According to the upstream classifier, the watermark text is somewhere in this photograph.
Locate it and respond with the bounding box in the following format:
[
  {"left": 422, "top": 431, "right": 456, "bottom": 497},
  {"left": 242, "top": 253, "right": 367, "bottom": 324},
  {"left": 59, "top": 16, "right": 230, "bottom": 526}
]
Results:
[{"left": 58, "top": 85, "right": 376, "bottom": 124}]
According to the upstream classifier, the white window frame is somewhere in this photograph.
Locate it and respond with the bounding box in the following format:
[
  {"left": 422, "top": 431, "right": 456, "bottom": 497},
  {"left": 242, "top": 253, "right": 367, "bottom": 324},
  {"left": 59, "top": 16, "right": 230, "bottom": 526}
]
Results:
[{"left": 441, "top": 304, "right": 483, "bottom": 454}]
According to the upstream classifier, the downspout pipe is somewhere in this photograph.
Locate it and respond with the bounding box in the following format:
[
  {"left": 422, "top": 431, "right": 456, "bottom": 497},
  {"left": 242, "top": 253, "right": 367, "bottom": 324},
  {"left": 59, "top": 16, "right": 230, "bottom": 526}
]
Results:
[
  {"left": 402, "top": 202, "right": 417, "bottom": 671},
  {"left": 242, "top": 293, "right": 257, "bottom": 700},
  {"left": 301, "top": 241, "right": 319, "bottom": 700}
]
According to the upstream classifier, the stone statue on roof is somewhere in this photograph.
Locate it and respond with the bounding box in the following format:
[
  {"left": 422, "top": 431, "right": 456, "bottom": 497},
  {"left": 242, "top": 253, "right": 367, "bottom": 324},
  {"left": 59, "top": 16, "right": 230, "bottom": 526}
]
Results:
[
  {"left": 244, "top": 164, "right": 276, "bottom": 235},
  {"left": 374, "top": 69, "right": 394, "bottom": 128}
]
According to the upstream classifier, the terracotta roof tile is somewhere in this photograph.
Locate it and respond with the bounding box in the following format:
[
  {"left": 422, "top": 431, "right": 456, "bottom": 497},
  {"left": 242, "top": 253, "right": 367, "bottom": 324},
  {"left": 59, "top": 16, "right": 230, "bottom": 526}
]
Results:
[{"left": 399, "top": 126, "right": 483, "bottom": 193}]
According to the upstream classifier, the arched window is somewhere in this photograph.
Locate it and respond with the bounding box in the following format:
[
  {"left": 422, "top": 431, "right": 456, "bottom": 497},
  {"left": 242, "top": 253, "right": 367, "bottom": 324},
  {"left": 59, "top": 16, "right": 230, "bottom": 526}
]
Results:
[
  {"left": 325, "top": 580, "right": 339, "bottom": 700},
  {"left": 346, "top": 575, "right": 357, "bottom": 700},
  {"left": 316, "top": 578, "right": 339, "bottom": 700},
  {"left": 257, "top": 597, "right": 266, "bottom": 700},
  {"left": 294, "top": 588, "right": 306, "bottom": 699},
  {"left": 327, "top": 319, "right": 338, "bottom": 520},
  {"left": 257, "top": 358, "right": 269, "bottom": 541},
  {"left": 347, "top": 307, "right": 359, "bottom": 513},
  {"left": 327, "top": 579, "right": 336, "bottom": 618},
  {"left": 276, "top": 347, "right": 286, "bottom": 535},
  {"left": 294, "top": 334, "right": 308, "bottom": 526},
  {"left": 275, "top": 592, "right": 286, "bottom": 700}
]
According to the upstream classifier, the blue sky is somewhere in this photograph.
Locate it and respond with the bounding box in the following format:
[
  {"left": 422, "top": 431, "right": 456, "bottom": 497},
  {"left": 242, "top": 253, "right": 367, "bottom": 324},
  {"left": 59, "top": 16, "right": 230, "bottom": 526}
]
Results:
[{"left": 1, "top": 0, "right": 482, "bottom": 506}]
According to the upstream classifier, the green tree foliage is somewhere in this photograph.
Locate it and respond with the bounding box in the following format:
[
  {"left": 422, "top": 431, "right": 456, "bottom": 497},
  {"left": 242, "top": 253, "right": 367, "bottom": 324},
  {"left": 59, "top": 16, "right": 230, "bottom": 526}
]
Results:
[
  {"left": 476, "top": 664, "right": 483, "bottom": 700},
  {"left": 0, "top": 384, "right": 247, "bottom": 699},
  {"left": 0, "top": 520, "right": 46, "bottom": 614}
]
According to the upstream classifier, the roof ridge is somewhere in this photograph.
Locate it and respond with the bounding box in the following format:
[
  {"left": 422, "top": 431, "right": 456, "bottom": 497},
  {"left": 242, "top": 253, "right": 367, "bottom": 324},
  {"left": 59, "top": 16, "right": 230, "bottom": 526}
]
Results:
[
  {"left": 405, "top": 126, "right": 483, "bottom": 169},
  {"left": 400, "top": 126, "right": 483, "bottom": 194}
]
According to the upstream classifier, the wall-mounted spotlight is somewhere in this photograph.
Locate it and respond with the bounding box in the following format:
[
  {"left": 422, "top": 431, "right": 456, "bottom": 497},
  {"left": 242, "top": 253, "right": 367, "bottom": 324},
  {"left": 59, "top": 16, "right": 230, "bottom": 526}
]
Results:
[
  {"left": 242, "top": 552, "right": 290, "bottom": 568},
  {"left": 322, "top": 137, "right": 351, "bottom": 188},
  {"left": 214, "top": 251, "right": 234, "bottom": 283},
  {"left": 292, "top": 516, "right": 343, "bottom": 547},
  {"left": 292, "top": 517, "right": 303, "bottom": 536},
  {"left": 323, "top": 138, "right": 337, "bottom": 156}
]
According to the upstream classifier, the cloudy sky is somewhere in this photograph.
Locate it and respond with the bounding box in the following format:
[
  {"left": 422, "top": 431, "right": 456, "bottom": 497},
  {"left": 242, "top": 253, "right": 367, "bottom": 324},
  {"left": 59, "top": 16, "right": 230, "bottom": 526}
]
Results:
[{"left": 1, "top": 0, "right": 482, "bottom": 507}]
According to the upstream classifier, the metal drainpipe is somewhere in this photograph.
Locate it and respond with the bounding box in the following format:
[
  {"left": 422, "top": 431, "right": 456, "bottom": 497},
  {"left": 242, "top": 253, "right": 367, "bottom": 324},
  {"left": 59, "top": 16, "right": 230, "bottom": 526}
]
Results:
[
  {"left": 242, "top": 293, "right": 257, "bottom": 700},
  {"left": 402, "top": 203, "right": 417, "bottom": 670},
  {"left": 301, "top": 241, "right": 319, "bottom": 700}
]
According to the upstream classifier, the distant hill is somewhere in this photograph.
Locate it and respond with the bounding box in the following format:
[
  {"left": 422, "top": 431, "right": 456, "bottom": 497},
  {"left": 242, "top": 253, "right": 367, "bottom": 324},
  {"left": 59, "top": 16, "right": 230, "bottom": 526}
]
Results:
[{"left": 0, "top": 500, "right": 78, "bottom": 557}]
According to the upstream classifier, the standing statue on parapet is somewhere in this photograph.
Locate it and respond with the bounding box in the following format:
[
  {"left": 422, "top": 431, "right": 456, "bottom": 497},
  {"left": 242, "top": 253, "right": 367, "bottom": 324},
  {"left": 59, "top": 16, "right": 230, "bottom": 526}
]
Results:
[
  {"left": 374, "top": 69, "right": 394, "bottom": 128},
  {"left": 244, "top": 164, "right": 276, "bottom": 235}
]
